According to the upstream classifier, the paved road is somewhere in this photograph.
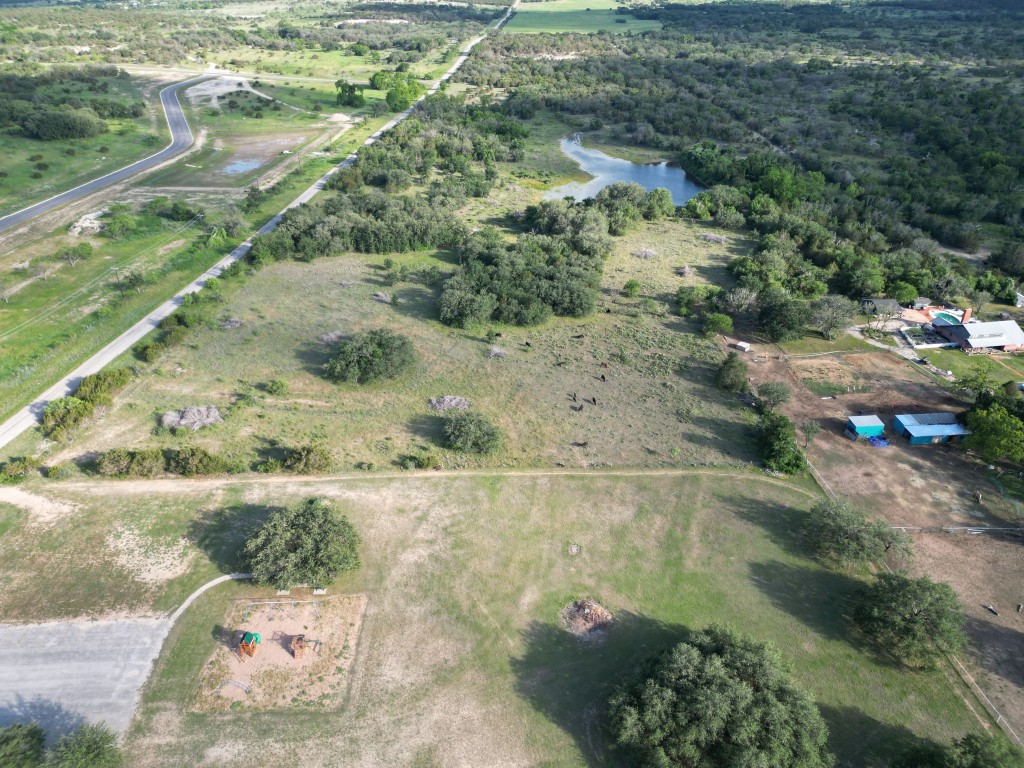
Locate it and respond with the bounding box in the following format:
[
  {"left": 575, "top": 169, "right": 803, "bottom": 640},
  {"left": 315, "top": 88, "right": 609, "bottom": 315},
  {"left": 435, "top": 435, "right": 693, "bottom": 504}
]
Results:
[
  {"left": 0, "top": 75, "right": 209, "bottom": 234},
  {"left": 0, "top": 574, "right": 251, "bottom": 739},
  {"left": 0, "top": 5, "right": 517, "bottom": 454}
]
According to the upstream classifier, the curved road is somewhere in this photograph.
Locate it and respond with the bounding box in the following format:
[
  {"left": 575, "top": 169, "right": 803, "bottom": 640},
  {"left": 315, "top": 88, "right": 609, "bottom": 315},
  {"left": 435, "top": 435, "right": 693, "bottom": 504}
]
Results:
[
  {"left": 0, "top": 4, "right": 517, "bottom": 454},
  {"left": 0, "top": 74, "right": 209, "bottom": 234}
]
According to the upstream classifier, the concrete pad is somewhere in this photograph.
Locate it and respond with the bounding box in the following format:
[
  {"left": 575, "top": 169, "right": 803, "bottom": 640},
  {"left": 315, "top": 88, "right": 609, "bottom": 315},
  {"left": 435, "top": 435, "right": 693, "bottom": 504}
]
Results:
[{"left": 0, "top": 617, "right": 170, "bottom": 739}]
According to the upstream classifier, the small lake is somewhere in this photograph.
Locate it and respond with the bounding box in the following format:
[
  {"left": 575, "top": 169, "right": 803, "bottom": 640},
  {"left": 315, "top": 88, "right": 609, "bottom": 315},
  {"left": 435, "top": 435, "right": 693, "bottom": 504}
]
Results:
[
  {"left": 544, "top": 139, "right": 702, "bottom": 205},
  {"left": 221, "top": 157, "right": 263, "bottom": 175}
]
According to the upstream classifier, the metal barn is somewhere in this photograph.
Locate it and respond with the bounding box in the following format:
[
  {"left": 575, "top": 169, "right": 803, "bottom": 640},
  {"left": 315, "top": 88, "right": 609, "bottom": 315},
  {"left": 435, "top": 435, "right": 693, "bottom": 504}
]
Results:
[{"left": 894, "top": 413, "right": 969, "bottom": 445}]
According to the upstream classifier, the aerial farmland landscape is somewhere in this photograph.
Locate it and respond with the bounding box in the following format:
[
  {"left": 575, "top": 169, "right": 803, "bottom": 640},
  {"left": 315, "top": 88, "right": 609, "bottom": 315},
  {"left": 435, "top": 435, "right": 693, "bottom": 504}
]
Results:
[{"left": 0, "top": 0, "right": 1022, "bottom": 766}]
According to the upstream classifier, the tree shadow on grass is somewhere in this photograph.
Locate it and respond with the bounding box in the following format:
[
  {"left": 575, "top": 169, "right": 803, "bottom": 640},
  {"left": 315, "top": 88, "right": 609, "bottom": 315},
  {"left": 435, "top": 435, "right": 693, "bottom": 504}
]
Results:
[
  {"left": 186, "top": 503, "right": 281, "bottom": 575},
  {"left": 408, "top": 414, "right": 445, "bottom": 446},
  {"left": 965, "top": 615, "right": 1024, "bottom": 690},
  {"left": 731, "top": 493, "right": 813, "bottom": 559},
  {"left": 511, "top": 613, "right": 688, "bottom": 768},
  {"left": 0, "top": 696, "right": 85, "bottom": 745},
  {"left": 747, "top": 560, "right": 861, "bottom": 645},
  {"left": 388, "top": 285, "right": 440, "bottom": 322},
  {"left": 818, "top": 704, "right": 941, "bottom": 768},
  {"left": 295, "top": 340, "right": 333, "bottom": 377}
]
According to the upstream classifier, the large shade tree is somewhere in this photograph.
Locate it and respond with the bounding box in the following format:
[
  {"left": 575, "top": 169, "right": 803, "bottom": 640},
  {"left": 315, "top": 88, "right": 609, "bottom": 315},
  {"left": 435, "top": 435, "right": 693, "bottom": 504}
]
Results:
[
  {"left": 803, "top": 498, "right": 911, "bottom": 568},
  {"left": 853, "top": 573, "right": 966, "bottom": 668},
  {"left": 245, "top": 498, "right": 361, "bottom": 589},
  {"left": 609, "top": 625, "right": 834, "bottom": 768}
]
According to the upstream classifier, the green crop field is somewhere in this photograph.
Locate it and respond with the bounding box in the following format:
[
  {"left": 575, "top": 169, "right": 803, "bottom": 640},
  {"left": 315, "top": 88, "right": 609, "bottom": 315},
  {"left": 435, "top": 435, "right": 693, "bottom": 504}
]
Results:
[
  {"left": 505, "top": 0, "right": 661, "bottom": 35},
  {"left": 31, "top": 472, "right": 976, "bottom": 767}
]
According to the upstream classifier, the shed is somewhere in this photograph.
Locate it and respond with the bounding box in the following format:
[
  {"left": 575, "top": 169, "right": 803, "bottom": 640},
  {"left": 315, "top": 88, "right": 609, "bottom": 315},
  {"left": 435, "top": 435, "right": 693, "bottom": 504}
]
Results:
[
  {"left": 861, "top": 297, "right": 902, "bottom": 315},
  {"left": 912, "top": 297, "right": 932, "bottom": 310},
  {"left": 734, "top": 341, "right": 751, "bottom": 352},
  {"left": 845, "top": 415, "right": 884, "bottom": 440},
  {"left": 894, "top": 413, "right": 969, "bottom": 445}
]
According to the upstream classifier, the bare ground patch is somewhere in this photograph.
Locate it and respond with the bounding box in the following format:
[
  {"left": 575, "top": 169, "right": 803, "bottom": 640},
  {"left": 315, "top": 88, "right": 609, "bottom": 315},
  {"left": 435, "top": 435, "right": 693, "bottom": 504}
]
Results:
[
  {"left": 0, "top": 486, "right": 79, "bottom": 526},
  {"left": 106, "top": 525, "right": 193, "bottom": 586},
  {"left": 193, "top": 594, "right": 366, "bottom": 712}
]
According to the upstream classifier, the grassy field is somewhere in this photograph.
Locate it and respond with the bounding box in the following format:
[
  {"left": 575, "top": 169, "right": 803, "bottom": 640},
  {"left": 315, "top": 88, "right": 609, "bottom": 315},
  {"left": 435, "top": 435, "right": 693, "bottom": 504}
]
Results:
[
  {"left": 505, "top": 0, "right": 662, "bottom": 35},
  {"left": 0, "top": 153, "right": 341, "bottom": 432},
  {"left": 0, "top": 74, "right": 168, "bottom": 217},
  {"left": 27, "top": 210, "right": 756, "bottom": 472},
  {"left": 33, "top": 471, "right": 977, "bottom": 767}
]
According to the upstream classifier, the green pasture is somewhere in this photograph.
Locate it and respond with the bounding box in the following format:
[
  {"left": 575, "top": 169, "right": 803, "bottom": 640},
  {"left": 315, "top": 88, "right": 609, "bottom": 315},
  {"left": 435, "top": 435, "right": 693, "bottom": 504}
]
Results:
[
  {"left": 100, "top": 472, "right": 991, "bottom": 766},
  {"left": 505, "top": 0, "right": 661, "bottom": 35}
]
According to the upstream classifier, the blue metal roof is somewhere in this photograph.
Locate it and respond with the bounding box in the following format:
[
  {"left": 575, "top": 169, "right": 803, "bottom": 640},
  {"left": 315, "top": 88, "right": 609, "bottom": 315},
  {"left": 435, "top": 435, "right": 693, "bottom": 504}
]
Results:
[
  {"left": 902, "top": 423, "right": 969, "bottom": 438},
  {"left": 848, "top": 415, "right": 884, "bottom": 428}
]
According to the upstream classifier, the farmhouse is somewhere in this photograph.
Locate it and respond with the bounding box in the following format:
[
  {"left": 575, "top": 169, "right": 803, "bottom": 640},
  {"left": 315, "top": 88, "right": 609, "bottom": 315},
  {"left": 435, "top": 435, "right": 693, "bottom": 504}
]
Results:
[
  {"left": 935, "top": 320, "right": 1024, "bottom": 353},
  {"left": 893, "top": 413, "right": 969, "bottom": 445}
]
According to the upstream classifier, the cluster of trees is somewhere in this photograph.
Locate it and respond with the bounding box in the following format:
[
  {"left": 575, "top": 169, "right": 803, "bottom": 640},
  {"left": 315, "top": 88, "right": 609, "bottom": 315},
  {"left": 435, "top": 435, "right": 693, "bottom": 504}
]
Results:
[
  {"left": 0, "top": 66, "right": 139, "bottom": 141},
  {"left": 0, "top": 721, "right": 122, "bottom": 768},
  {"left": 368, "top": 69, "right": 426, "bottom": 111},
  {"left": 962, "top": 384, "right": 1024, "bottom": 463},
  {"left": 41, "top": 368, "right": 133, "bottom": 443},
  {"left": 440, "top": 183, "right": 672, "bottom": 328},
  {"left": 244, "top": 498, "right": 359, "bottom": 590}
]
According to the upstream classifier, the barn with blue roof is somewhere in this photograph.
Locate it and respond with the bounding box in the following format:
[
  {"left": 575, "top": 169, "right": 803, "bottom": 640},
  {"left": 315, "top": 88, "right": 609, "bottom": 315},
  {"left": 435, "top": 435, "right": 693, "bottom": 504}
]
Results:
[{"left": 894, "top": 413, "right": 969, "bottom": 445}]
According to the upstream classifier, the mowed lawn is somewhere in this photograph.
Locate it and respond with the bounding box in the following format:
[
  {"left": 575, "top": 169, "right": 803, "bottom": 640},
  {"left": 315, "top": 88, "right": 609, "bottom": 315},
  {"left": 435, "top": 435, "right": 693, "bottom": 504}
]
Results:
[
  {"left": 111, "top": 472, "right": 987, "bottom": 767},
  {"left": 505, "top": 0, "right": 662, "bottom": 34}
]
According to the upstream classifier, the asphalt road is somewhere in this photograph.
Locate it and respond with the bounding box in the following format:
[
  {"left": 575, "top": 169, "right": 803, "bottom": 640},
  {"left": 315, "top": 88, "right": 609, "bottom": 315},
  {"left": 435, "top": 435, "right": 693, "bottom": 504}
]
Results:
[
  {"left": 0, "top": 74, "right": 209, "bottom": 234},
  {"left": 0, "top": 5, "right": 517, "bottom": 455}
]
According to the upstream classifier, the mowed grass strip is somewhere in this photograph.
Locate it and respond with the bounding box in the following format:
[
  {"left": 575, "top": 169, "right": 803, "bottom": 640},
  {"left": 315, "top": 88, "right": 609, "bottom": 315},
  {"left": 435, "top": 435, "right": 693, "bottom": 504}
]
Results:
[
  {"left": 505, "top": 0, "right": 662, "bottom": 35},
  {"left": 113, "top": 473, "right": 986, "bottom": 767}
]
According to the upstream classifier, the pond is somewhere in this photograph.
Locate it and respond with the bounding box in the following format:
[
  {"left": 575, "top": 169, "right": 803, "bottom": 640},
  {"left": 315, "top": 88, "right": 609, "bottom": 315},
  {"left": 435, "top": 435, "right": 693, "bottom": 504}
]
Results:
[
  {"left": 544, "top": 138, "right": 702, "bottom": 205},
  {"left": 221, "top": 157, "right": 263, "bottom": 175}
]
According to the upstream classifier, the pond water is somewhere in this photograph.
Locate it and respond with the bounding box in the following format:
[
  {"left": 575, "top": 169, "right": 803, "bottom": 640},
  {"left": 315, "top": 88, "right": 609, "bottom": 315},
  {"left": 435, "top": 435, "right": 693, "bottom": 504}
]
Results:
[
  {"left": 543, "top": 138, "right": 702, "bottom": 205},
  {"left": 222, "top": 157, "right": 263, "bottom": 175}
]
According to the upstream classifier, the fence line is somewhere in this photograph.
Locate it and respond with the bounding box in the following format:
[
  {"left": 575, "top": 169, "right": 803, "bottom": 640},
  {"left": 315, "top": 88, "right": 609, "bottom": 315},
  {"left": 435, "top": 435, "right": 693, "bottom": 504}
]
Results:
[
  {"left": 949, "top": 654, "right": 1024, "bottom": 748},
  {"left": 805, "top": 460, "right": 1023, "bottom": 748}
]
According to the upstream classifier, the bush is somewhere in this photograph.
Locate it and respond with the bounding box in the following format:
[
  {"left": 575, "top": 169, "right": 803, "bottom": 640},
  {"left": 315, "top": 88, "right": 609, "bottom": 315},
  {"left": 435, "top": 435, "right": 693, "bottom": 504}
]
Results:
[
  {"left": 41, "top": 396, "right": 94, "bottom": 442},
  {"left": 609, "top": 625, "right": 833, "bottom": 768},
  {"left": 96, "top": 448, "right": 165, "bottom": 477},
  {"left": 325, "top": 329, "right": 416, "bottom": 384},
  {"left": 135, "top": 341, "right": 165, "bottom": 363},
  {"left": 702, "top": 312, "right": 734, "bottom": 337},
  {"left": 442, "top": 411, "right": 502, "bottom": 454},
  {"left": 0, "top": 456, "right": 41, "bottom": 483},
  {"left": 756, "top": 381, "right": 791, "bottom": 411},
  {"left": 622, "top": 279, "right": 641, "bottom": 298},
  {"left": 264, "top": 379, "right": 288, "bottom": 396},
  {"left": 46, "top": 462, "right": 75, "bottom": 480},
  {"left": 283, "top": 443, "right": 332, "bottom": 474},
  {"left": 0, "top": 722, "right": 45, "bottom": 768},
  {"left": 892, "top": 733, "right": 1024, "bottom": 768},
  {"left": 245, "top": 497, "right": 360, "bottom": 589},
  {"left": 756, "top": 411, "right": 806, "bottom": 474},
  {"left": 166, "top": 446, "right": 227, "bottom": 476},
  {"left": 49, "top": 723, "right": 123, "bottom": 768},
  {"left": 75, "top": 368, "right": 133, "bottom": 406},
  {"left": 715, "top": 351, "right": 748, "bottom": 392}
]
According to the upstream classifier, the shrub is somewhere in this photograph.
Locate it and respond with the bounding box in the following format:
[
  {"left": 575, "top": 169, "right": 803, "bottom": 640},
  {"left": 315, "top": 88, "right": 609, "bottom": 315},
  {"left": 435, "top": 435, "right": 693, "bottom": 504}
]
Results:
[
  {"left": 0, "top": 722, "right": 45, "bottom": 767},
  {"left": 325, "top": 329, "right": 416, "bottom": 384},
  {"left": 41, "top": 396, "right": 94, "bottom": 442},
  {"left": 245, "top": 497, "right": 360, "bottom": 589},
  {"left": 46, "top": 462, "right": 75, "bottom": 480},
  {"left": 49, "top": 723, "right": 123, "bottom": 768},
  {"left": 75, "top": 368, "right": 133, "bottom": 406},
  {"left": 283, "top": 443, "right": 332, "bottom": 474},
  {"left": 96, "top": 448, "right": 166, "bottom": 477},
  {"left": 166, "top": 446, "right": 227, "bottom": 476},
  {"left": 702, "top": 312, "right": 734, "bottom": 337},
  {"left": 756, "top": 381, "right": 791, "bottom": 411},
  {"left": 756, "top": 411, "right": 806, "bottom": 474},
  {"left": 135, "top": 341, "right": 165, "bottom": 363},
  {"left": 442, "top": 411, "right": 502, "bottom": 454},
  {"left": 0, "top": 456, "right": 41, "bottom": 484},
  {"left": 715, "top": 351, "right": 748, "bottom": 393},
  {"left": 622, "top": 279, "right": 641, "bottom": 297},
  {"left": 264, "top": 379, "right": 288, "bottom": 396}
]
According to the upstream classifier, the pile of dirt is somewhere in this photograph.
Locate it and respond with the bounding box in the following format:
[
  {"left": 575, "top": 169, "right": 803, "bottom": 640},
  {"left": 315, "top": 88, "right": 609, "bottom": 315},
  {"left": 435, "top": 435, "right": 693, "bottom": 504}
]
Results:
[
  {"left": 487, "top": 346, "right": 508, "bottom": 359},
  {"left": 222, "top": 317, "right": 242, "bottom": 330},
  {"left": 560, "top": 599, "right": 613, "bottom": 642},
  {"left": 162, "top": 405, "right": 223, "bottom": 431},
  {"left": 633, "top": 248, "right": 657, "bottom": 259},
  {"left": 699, "top": 233, "right": 728, "bottom": 244},
  {"left": 428, "top": 396, "right": 471, "bottom": 411},
  {"left": 372, "top": 291, "right": 392, "bottom": 303}
]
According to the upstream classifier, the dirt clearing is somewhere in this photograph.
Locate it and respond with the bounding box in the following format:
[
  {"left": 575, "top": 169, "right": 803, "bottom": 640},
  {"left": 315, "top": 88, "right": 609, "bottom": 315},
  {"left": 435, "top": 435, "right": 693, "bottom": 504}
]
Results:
[
  {"left": 193, "top": 594, "right": 366, "bottom": 711},
  {"left": 0, "top": 487, "right": 79, "bottom": 526}
]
